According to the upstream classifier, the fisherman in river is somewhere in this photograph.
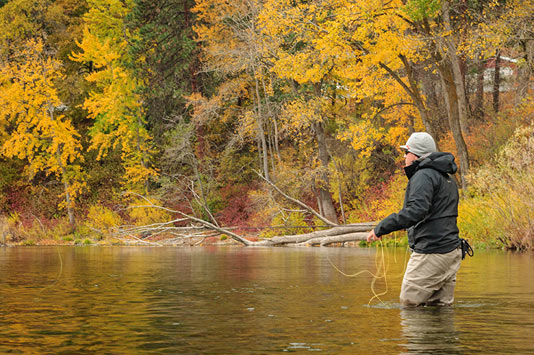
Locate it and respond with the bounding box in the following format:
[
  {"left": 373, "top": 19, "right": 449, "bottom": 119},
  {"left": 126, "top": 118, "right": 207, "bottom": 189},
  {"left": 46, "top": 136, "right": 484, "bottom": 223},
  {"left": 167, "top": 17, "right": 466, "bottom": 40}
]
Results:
[{"left": 366, "top": 132, "right": 469, "bottom": 306}]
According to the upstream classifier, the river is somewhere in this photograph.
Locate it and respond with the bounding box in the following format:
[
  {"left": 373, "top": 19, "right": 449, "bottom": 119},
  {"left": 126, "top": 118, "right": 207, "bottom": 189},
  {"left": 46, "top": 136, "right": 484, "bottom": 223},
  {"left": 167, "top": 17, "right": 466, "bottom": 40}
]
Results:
[{"left": 0, "top": 246, "right": 533, "bottom": 353}]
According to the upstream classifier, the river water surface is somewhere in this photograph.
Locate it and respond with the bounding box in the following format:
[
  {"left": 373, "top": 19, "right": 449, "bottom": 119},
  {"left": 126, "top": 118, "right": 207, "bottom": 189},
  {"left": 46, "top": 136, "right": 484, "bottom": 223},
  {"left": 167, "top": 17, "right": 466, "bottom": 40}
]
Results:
[{"left": 0, "top": 246, "right": 533, "bottom": 353}]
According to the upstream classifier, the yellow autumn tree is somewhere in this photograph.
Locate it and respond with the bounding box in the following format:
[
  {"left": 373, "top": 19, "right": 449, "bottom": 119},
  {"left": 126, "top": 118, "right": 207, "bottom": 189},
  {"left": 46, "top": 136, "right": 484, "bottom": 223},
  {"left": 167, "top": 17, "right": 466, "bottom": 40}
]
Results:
[
  {"left": 257, "top": 0, "right": 420, "bottom": 222},
  {"left": 71, "top": 0, "right": 157, "bottom": 192},
  {"left": 0, "top": 38, "right": 84, "bottom": 224},
  {"left": 259, "top": 0, "right": 420, "bottom": 155},
  {"left": 260, "top": 0, "right": 510, "bottom": 189},
  {"left": 344, "top": 0, "right": 515, "bottom": 188}
]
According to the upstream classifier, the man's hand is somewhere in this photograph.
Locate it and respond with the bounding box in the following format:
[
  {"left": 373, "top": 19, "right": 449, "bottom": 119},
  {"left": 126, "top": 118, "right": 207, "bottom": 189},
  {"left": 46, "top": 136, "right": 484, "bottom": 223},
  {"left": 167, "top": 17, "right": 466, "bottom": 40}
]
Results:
[{"left": 366, "top": 229, "right": 380, "bottom": 243}]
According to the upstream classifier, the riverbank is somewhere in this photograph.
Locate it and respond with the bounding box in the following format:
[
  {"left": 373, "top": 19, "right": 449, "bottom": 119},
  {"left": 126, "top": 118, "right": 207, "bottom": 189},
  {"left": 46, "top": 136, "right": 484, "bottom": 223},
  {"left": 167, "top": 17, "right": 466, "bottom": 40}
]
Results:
[
  {"left": 0, "top": 216, "right": 513, "bottom": 250},
  {"left": 0, "top": 230, "right": 410, "bottom": 248},
  {"left": 0, "top": 234, "right": 243, "bottom": 247}
]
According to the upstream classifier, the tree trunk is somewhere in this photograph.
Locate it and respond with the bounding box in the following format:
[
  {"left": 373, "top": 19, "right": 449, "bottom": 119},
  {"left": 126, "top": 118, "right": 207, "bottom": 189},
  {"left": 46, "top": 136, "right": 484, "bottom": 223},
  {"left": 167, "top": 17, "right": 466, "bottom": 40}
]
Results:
[
  {"left": 517, "top": 40, "right": 534, "bottom": 105},
  {"left": 257, "top": 171, "right": 337, "bottom": 226},
  {"left": 442, "top": 0, "right": 469, "bottom": 135},
  {"left": 268, "top": 223, "right": 375, "bottom": 245},
  {"left": 136, "top": 115, "right": 149, "bottom": 193},
  {"left": 253, "top": 72, "right": 269, "bottom": 181},
  {"left": 398, "top": 57, "right": 437, "bottom": 138},
  {"left": 438, "top": 61, "right": 470, "bottom": 189},
  {"left": 450, "top": 51, "right": 470, "bottom": 135},
  {"left": 493, "top": 50, "right": 501, "bottom": 113},
  {"left": 314, "top": 121, "right": 338, "bottom": 224},
  {"left": 184, "top": 0, "right": 199, "bottom": 93},
  {"left": 421, "top": 65, "right": 448, "bottom": 138},
  {"left": 273, "top": 117, "right": 281, "bottom": 164},
  {"left": 298, "top": 232, "right": 367, "bottom": 246},
  {"left": 475, "top": 55, "right": 485, "bottom": 120},
  {"left": 57, "top": 147, "right": 75, "bottom": 226},
  {"left": 333, "top": 159, "right": 346, "bottom": 224},
  {"left": 268, "top": 124, "right": 276, "bottom": 176},
  {"left": 256, "top": 133, "right": 262, "bottom": 177},
  {"left": 258, "top": 120, "right": 269, "bottom": 181}
]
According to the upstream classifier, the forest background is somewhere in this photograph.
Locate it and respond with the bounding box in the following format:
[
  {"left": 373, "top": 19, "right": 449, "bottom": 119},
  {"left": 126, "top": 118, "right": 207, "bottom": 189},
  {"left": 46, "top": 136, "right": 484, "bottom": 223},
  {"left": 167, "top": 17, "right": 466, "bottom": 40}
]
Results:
[{"left": 0, "top": 0, "right": 533, "bottom": 250}]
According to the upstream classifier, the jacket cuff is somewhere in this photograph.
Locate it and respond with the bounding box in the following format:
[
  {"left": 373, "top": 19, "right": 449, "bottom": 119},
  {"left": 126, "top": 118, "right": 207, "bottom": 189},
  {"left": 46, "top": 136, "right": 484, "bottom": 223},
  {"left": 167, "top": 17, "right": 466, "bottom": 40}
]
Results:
[{"left": 374, "top": 226, "right": 382, "bottom": 237}]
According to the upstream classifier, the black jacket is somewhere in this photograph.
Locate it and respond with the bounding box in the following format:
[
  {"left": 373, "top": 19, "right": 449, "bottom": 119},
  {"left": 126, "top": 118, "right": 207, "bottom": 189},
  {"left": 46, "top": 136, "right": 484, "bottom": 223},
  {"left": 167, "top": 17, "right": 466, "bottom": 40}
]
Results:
[{"left": 374, "top": 152, "right": 460, "bottom": 254}]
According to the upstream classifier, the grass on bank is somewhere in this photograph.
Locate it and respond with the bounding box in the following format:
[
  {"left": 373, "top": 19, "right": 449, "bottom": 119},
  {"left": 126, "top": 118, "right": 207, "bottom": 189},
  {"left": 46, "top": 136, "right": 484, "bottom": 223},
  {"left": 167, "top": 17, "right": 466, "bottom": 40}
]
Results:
[{"left": 459, "top": 122, "right": 534, "bottom": 251}]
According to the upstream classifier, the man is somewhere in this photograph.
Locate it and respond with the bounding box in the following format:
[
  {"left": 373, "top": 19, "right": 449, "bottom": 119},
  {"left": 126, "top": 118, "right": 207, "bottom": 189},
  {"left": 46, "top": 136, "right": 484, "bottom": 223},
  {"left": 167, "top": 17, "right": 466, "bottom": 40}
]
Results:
[{"left": 367, "top": 132, "right": 462, "bottom": 306}]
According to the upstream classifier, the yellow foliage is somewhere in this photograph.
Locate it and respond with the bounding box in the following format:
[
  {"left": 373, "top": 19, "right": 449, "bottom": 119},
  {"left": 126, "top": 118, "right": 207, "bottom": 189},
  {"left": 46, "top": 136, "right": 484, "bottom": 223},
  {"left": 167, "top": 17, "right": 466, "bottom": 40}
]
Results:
[
  {"left": 459, "top": 0, "right": 533, "bottom": 60},
  {"left": 371, "top": 174, "right": 406, "bottom": 221},
  {"left": 128, "top": 198, "right": 171, "bottom": 226},
  {"left": 0, "top": 38, "right": 85, "bottom": 209},
  {"left": 458, "top": 182, "right": 534, "bottom": 250},
  {"left": 348, "top": 173, "right": 406, "bottom": 223},
  {"left": 259, "top": 212, "right": 316, "bottom": 238},
  {"left": 258, "top": 0, "right": 421, "bottom": 161},
  {"left": 279, "top": 98, "right": 322, "bottom": 134},
  {"left": 0, "top": 0, "right": 45, "bottom": 52},
  {"left": 460, "top": 122, "right": 534, "bottom": 249},
  {"left": 71, "top": 0, "right": 157, "bottom": 191},
  {"left": 457, "top": 196, "right": 502, "bottom": 247},
  {"left": 86, "top": 205, "right": 122, "bottom": 235}
]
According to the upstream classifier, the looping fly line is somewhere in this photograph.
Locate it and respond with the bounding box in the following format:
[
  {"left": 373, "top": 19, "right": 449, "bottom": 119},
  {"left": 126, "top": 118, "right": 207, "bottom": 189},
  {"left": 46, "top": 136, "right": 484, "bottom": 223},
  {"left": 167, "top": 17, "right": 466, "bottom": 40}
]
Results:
[{"left": 326, "top": 235, "right": 409, "bottom": 306}]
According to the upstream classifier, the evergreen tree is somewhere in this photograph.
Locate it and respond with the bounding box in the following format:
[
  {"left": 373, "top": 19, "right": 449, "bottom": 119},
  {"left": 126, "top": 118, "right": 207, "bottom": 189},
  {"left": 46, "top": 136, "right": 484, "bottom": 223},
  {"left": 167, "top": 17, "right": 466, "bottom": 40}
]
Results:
[{"left": 127, "top": 0, "right": 203, "bottom": 141}]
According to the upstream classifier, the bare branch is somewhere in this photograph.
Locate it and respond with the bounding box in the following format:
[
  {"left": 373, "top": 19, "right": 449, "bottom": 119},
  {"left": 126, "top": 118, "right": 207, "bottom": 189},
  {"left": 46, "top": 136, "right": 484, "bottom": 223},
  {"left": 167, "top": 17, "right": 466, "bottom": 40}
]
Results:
[
  {"left": 121, "top": 192, "right": 253, "bottom": 246},
  {"left": 255, "top": 170, "right": 337, "bottom": 226},
  {"left": 188, "top": 181, "right": 220, "bottom": 227}
]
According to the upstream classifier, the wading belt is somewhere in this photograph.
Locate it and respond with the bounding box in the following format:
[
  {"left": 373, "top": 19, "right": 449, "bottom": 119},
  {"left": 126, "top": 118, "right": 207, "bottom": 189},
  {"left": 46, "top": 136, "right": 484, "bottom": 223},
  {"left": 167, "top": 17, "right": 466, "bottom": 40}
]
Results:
[{"left": 460, "top": 238, "right": 474, "bottom": 260}]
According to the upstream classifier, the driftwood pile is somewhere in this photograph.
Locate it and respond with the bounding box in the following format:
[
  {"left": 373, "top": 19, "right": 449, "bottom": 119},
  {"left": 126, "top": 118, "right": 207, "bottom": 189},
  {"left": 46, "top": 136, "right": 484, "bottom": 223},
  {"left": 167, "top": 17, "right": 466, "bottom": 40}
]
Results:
[
  {"left": 117, "top": 222, "right": 375, "bottom": 247},
  {"left": 116, "top": 191, "right": 375, "bottom": 247}
]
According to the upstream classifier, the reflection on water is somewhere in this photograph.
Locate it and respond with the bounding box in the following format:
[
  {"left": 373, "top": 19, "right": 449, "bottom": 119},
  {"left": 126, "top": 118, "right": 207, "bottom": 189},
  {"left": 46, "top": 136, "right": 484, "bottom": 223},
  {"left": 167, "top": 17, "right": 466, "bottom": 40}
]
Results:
[
  {"left": 400, "top": 307, "right": 459, "bottom": 354},
  {"left": 0, "top": 246, "right": 533, "bottom": 353}
]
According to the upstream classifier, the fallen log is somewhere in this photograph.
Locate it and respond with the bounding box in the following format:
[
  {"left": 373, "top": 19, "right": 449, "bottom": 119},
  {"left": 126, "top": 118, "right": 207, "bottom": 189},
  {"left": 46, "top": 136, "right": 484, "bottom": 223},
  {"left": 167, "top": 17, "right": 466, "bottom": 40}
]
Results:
[
  {"left": 117, "top": 222, "right": 375, "bottom": 247},
  {"left": 252, "top": 223, "right": 376, "bottom": 246},
  {"left": 118, "top": 193, "right": 376, "bottom": 247},
  {"left": 294, "top": 232, "right": 368, "bottom": 247}
]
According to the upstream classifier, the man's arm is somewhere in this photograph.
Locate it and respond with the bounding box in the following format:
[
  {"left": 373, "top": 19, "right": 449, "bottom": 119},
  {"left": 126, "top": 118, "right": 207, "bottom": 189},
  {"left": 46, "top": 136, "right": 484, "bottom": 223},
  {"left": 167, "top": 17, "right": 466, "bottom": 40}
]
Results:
[{"left": 367, "top": 171, "right": 435, "bottom": 241}]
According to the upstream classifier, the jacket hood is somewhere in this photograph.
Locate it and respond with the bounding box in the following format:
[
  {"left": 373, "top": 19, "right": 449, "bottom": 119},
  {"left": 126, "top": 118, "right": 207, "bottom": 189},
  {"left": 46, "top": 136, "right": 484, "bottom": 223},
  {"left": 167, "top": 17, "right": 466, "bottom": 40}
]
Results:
[
  {"left": 404, "top": 152, "right": 457, "bottom": 178},
  {"left": 417, "top": 152, "right": 457, "bottom": 174}
]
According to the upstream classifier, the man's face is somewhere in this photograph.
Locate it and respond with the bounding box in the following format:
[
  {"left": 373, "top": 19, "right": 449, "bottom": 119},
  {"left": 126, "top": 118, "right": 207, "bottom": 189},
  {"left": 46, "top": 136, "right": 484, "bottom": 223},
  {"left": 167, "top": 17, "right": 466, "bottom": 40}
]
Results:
[{"left": 404, "top": 151, "right": 419, "bottom": 167}]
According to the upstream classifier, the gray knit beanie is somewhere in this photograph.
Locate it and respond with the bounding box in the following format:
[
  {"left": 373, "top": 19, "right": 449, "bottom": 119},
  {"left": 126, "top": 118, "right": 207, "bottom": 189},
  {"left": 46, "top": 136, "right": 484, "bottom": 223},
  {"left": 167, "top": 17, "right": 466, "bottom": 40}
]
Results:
[{"left": 400, "top": 132, "right": 437, "bottom": 157}]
